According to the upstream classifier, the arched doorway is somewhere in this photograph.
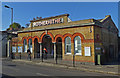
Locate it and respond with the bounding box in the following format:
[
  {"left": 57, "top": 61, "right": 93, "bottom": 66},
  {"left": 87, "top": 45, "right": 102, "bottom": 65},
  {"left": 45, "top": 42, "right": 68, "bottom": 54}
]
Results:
[
  {"left": 42, "top": 35, "right": 54, "bottom": 59},
  {"left": 56, "top": 37, "right": 62, "bottom": 59},
  {"left": 34, "top": 38, "right": 40, "bottom": 58}
]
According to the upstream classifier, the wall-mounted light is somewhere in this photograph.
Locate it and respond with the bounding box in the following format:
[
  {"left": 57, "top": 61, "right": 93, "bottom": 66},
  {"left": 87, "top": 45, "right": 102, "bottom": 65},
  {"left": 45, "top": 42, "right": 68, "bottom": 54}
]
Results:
[
  {"left": 45, "top": 30, "right": 48, "bottom": 34},
  {"left": 90, "top": 26, "right": 92, "bottom": 33}
]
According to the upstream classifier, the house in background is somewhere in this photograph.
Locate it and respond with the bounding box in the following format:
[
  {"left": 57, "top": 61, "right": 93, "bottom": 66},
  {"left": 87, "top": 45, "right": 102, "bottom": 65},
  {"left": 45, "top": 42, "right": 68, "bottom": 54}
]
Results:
[
  {"left": 118, "top": 36, "right": 120, "bottom": 61},
  {"left": 1, "top": 24, "right": 25, "bottom": 58},
  {"left": 0, "top": 30, "right": 18, "bottom": 58},
  {"left": 0, "top": 31, "right": 8, "bottom": 57}
]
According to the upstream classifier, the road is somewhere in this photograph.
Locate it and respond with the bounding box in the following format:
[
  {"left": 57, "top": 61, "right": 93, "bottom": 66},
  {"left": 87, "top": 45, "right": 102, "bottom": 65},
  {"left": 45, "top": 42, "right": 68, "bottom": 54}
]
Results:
[{"left": 2, "top": 59, "right": 118, "bottom": 77}]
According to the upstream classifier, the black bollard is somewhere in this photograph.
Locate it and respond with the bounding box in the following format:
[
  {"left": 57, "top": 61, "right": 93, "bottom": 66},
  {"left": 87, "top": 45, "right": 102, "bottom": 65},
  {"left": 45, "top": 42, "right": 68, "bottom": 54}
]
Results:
[
  {"left": 41, "top": 53, "right": 43, "bottom": 62},
  {"left": 30, "top": 55, "right": 31, "bottom": 61},
  {"left": 11, "top": 53, "right": 14, "bottom": 59},
  {"left": 73, "top": 54, "right": 75, "bottom": 67},
  {"left": 56, "top": 55, "right": 57, "bottom": 64},
  {"left": 20, "top": 53, "right": 21, "bottom": 59}
]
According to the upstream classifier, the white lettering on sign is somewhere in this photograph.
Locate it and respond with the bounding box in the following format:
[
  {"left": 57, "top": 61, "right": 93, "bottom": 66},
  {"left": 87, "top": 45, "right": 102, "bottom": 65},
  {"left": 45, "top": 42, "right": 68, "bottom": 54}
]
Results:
[{"left": 33, "top": 18, "right": 64, "bottom": 27}]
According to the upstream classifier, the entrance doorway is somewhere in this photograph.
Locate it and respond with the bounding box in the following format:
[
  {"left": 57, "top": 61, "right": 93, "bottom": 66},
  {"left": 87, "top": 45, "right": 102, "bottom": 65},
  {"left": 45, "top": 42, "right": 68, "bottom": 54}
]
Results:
[
  {"left": 34, "top": 38, "right": 40, "bottom": 58},
  {"left": 42, "top": 35, "right": 54, "bottom": 58},
  {"left": 56, "top": 37, "right": 62, "bottom": 59}
]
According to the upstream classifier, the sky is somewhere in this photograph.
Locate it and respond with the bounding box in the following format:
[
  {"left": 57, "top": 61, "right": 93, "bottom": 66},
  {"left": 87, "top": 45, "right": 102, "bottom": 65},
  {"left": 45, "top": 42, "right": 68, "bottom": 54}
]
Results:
[{"left": 1, "top": 2, "right": 119, "bottom": 34}]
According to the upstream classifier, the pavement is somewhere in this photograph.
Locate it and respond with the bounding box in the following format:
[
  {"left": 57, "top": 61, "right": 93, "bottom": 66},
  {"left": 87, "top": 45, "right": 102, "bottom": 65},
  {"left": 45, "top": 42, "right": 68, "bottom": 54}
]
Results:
[{"left": 2, "top": 58, "right": 120, "bottom": 76}]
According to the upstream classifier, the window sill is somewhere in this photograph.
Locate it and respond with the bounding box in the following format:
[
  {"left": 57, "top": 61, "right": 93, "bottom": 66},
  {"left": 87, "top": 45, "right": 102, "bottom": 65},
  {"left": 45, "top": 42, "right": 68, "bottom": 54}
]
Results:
[
  {"left": 85, "top": 56, "right": 91, "bottom": 57},
  {"left": 75, "top": 54, "right": 82, "bottom": 56},
  {"left": 65, "top": 53, "right": 71, "bottom": 55}
]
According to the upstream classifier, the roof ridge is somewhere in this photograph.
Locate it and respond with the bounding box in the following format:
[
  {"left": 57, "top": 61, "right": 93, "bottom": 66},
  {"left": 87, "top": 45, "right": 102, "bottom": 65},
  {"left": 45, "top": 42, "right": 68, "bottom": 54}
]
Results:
[{"left": 100, "top": 15, "right": 111, "bottom": 22}]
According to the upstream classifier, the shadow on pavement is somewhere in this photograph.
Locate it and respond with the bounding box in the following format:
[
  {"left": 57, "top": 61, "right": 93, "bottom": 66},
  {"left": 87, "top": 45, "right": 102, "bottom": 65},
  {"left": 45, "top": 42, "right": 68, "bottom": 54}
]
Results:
[
  {"left": 7, "top": 65, "right": 16, "bottom": 67},
  {"left": 2, "top": 74, "right": 16, "bottom": 78},
  {"left": 102, "top": 61, "right": 120, "bottom": 65}
]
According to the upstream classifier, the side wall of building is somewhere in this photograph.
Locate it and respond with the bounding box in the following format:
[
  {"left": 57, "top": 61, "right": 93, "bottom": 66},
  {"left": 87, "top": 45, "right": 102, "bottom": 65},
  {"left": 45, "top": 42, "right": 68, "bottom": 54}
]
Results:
[
  {"left": 94, "top": 24, "right": 118, "bottom": 64},
  {"left": 118, "top": 37, "right": 120, "bottom": 61},
  {"left": 1, "top": 33, "right": 8, "bottom": 57}
]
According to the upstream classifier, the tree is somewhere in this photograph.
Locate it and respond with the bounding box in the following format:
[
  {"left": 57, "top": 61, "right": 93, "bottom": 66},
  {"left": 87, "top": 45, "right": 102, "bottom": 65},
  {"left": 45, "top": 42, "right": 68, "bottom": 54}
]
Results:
[
  {"left": 6, "top": 22, "right": 23, "bottom": 31},
  {"left": 9, "top": 22, "right": 21, "bottom": 30},
  {"left": 25, "top": 23, "right": 30, "bottom": 28}
]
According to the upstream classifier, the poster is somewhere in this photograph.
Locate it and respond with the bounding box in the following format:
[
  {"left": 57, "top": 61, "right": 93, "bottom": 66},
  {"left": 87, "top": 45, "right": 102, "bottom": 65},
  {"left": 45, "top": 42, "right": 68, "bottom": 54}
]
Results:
[
  {"left": 18, "top": 46, "right": 22, "bottom": 53},
  {"left": 84, "top": 47, "right": 91, "bottom": 56},
  {"left": 12, "top": 47, "right": 16, "bottom": 53}
]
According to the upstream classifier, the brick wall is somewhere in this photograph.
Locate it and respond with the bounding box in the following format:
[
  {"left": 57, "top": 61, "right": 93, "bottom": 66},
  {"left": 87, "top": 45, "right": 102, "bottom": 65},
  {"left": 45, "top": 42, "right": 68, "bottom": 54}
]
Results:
[{"left": 12, "top": 14, "right": 118, "bottom": 65}]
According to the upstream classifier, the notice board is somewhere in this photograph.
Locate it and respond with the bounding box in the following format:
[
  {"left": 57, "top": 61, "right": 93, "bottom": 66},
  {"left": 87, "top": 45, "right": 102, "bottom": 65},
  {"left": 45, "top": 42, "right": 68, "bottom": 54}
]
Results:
[
  {"left": 84, "top": 47, "right": 91, "bottom": 56},
  {"left": 12, "top": 47, "right": 16, "bottom": 53}
]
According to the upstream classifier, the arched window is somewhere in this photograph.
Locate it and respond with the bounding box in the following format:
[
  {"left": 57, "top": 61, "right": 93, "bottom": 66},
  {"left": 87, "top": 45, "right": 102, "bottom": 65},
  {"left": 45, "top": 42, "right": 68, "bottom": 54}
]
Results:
[
  {"left": 28, "top": 39, "right": 32, "bottom": 53},
  {"left": 65, "top": 37, "right": 71, "bottom": 54},
  {"left": 23, "top": 39, "right": 27, "bottom": 52},
  {"left": 74, "top": 36, "right": 82, "bottom": 55}
]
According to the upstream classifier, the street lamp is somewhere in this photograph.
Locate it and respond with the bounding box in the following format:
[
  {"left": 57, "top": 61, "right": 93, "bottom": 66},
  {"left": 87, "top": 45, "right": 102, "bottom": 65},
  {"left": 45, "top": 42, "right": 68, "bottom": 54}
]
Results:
[
  {"left": 5, "top": 5, "right": 14, "bottom": 59},
  {"left": 4, "top": 5, "right": 13, "bottom": 25}
]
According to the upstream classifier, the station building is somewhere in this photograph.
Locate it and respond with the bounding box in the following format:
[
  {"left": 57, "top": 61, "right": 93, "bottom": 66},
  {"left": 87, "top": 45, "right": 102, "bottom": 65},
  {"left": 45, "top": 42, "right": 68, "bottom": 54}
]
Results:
[{"left": 11, "top": 14, "right": 119, "bottom": 65}]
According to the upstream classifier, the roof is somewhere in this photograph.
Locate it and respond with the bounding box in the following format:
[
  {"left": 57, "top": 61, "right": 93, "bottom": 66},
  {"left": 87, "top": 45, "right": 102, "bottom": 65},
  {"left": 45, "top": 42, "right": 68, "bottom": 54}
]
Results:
[
  {"left": 96, "top": 19, "right": 102, "bottom": 22},
  {"left": 0, "top": 31, "right": 7, "bottom": 33},
  {"left": 18, "top": 14, "right": 118, "bottom": 33}
]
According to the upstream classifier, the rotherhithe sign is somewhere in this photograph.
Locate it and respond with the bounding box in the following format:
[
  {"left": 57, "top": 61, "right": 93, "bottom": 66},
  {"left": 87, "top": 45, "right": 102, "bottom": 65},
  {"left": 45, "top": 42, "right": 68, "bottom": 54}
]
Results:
[{"left": 33, "top": 18, "right": 64, "bottom": 27}]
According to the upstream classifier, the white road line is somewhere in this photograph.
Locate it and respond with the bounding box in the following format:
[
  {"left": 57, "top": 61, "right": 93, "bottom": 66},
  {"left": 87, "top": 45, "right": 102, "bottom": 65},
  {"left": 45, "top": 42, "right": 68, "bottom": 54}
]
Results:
[{"left": 36, "top": 73, "right": 49, "bottom": 76}]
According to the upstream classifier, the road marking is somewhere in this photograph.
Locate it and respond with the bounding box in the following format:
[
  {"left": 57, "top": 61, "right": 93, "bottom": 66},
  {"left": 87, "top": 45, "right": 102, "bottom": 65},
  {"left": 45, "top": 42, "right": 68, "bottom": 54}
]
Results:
[{"left": 36, "top": 73, "right": 49, "bottom": 76}]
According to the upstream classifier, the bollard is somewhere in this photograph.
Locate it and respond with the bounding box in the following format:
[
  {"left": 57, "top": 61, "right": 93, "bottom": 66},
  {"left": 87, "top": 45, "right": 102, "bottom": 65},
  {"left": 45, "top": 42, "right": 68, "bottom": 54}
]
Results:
[
  {"left": 73, "top": 54, "right": 75, "bottom": 67},
  {"left": 56, "top": 55, "right": 57, "bottom": 64},
  {"left": 11, "top": 53, "right": 14, "bottom": 59},
  {"left": 20, "top": 53, "right": 21, "bottom": 59},
  {"left": 29, "top": 54, "right": 31, "bottom": 61},
  {"left": 41, "top": 53, "right": 43, "bottom": 62}
]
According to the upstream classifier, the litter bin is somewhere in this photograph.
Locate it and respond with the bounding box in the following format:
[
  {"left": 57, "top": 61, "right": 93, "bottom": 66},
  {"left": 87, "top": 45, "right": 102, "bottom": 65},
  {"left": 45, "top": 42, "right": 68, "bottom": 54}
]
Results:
[{"left": 97, "top": 54, "right": 101, "bottom": 65}]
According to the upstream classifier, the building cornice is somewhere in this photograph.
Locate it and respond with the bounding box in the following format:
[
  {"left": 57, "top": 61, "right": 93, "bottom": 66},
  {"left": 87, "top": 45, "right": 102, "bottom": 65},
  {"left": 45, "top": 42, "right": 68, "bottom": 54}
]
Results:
[{"left": 18, "top": 22, "right": 97, "bottom": 33}]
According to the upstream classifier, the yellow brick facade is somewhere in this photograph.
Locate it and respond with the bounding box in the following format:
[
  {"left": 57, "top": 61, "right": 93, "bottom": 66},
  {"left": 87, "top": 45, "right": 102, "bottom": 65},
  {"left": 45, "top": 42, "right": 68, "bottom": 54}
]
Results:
[{"left": 11, "top": 14, "right": 119, "bottom": 65}]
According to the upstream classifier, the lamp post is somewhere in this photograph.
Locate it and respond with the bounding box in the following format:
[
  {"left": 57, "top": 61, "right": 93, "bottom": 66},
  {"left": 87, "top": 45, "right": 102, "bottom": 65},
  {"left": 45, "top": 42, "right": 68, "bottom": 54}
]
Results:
[
  {"left": 5, "top": 5, "right": 13, "bottom": 59},
  {"left": 5, "top": 5, "right": 13, "bottom": 25}
]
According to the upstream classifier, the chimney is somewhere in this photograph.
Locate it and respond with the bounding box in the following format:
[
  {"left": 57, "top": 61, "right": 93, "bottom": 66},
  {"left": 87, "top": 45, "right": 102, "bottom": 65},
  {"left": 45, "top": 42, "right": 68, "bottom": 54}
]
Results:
[
  {"left": 39, "top": 17, "right": 42, "bottom": 19},
  {"left": 37, "top": 17, "right": 39, "bottom": 20},
  {"left": 33, "top": 18, "right": 35, "bottom": 20},
  {"left": 105, "top": 15, "right": 111, "bottom": 18}
]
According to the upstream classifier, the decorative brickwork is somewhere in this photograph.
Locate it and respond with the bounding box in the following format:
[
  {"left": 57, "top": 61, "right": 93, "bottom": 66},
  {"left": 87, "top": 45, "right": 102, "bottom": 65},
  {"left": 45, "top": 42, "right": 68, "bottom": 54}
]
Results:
[
  {"left": 40, "top": 32, "right": 55, "bottom": 43},
  {"left": 63, "top": 33, "right": 73, "bottom": 43},
  {"left": 11, "top": 14, "right": 118, "bottom": 65},
  {"left": 32, "top": 36, "right": 40, "bottom": 43},
  {"left": 55, "top": 34, "right": 63, "bottom": 42}
]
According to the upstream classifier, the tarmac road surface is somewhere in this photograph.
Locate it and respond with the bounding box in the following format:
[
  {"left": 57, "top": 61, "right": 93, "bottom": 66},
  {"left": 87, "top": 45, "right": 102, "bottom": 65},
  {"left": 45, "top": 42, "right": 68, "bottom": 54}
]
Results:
[{"left": 2, "top": 59, "right": 118, "bottom": 77}]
